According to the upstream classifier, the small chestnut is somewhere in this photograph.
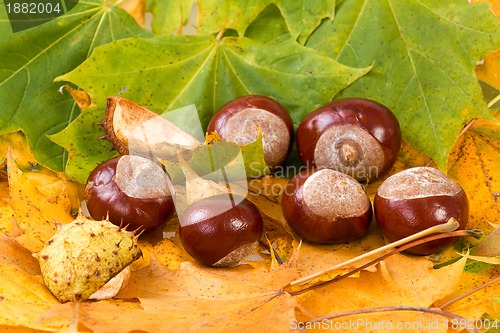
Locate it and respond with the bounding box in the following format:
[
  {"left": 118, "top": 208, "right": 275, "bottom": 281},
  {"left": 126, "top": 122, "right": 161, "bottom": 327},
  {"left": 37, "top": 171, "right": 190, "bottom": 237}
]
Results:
[
  {"left": 207, "top": 95, "right": 294, "bottom": 170},
  {"left": 85, "top": 155, "right": 175, "bottom": 233},
  {"left": 296, "top": 98, "right": 402, "bottom": 181},
  {"left": 179, "top": 194, "right": 263, "bottom": 267},
  {"left": 281, "top": 168, "right": 373, "bottom": 244},
  {"left": 374, "top": 167, "right": 469, "bottom": 255}
]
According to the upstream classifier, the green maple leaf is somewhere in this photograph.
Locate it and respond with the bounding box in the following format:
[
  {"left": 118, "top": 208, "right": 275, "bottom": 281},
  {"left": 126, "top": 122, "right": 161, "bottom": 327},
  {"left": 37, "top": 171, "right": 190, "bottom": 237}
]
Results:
[
  {"left": 197, "top": 0, "right": 273, "bottom": 36},
  {"left": 306, "top": 0, "right": 500, "bottom": 169},
  {"left": 277, "top": 0, "right": 335, "bottom": 43},
  {"left": 147, "top": 0, "right": 194, "bottom": 35},
  {"left": 244, "top": 4, "right": 290, "bottom": 43},
  {"left": 52, "top": 34, "right": 368, "bottom": 182},
  {"left": 0, "top": 0, "right": 148, "bottom": 172},
  {"left": 197, "top": 0, "right": 336, "bottom": 42}
]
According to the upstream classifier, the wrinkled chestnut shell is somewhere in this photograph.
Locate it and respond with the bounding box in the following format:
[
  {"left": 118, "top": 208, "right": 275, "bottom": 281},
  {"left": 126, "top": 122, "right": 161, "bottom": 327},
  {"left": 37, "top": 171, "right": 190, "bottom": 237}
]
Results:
[
  {"left": 85, "top": 156, "right": 174, "bottom": 233},
  {"left": 374, "top": 179, "right": 469, "bottom": 256},
  {"left": 296, "top": 98, "right": 401, "bottom": 179},
  {"left": 282, "top": 169, "right": 373, "bottom": 244},
  {"left": 207, "top": 94, "right": 294, "bottom": 169},
  {"left": 179, "top": 194, "right": 263, "bottom": 266}
]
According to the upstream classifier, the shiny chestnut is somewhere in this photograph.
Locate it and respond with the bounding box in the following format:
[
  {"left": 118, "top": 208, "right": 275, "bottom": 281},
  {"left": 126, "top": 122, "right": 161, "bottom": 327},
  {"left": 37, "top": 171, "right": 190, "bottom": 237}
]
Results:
[
  {"left": 85, "top": 155, "right": 174, "bottom": 233},
  {"left": 207, "top": 95, "right": 294, "bottom": 171},
  {"left": 282, "top": 168, "right": 372, "bottom": 244},
  {"left": 374, "top": 167, "right": 469, "bottom": 255},
  {"left": 179, "top": 194, "right": 263, "bottom": 267},
  {"left": 296, "top": 98, "right": 401, "bottom": 181}
]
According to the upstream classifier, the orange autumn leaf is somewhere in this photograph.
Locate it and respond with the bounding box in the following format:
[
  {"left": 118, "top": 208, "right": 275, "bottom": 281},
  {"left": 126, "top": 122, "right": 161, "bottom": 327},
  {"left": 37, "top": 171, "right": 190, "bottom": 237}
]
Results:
[
  {"left": 296, "top": 256, "right": 450, "bottom": 310},
  {"left": 448, "top": 118, "right": 500, "bottom": 235},
  {"left": 436, "top": 262, "right": 500, "bottom": 322},
  {"left": 119, "top": 0, "right": 147, "bottom": 27},
  {"left": 476, "top": 50, "right": 500, "bottom": 90},
  {"left": 294, "top": 254, "right": 467, "bottom": 333},
  {"left": 37, "top": 254, "right": 300, "bottom": 333},
  {"left": 470, "top": 0, "right": 500, "bottom": 17},
  {"left": 0, "top": 235, "right": 59, "bottom": 331},
  {"left": 142, "top": 215, "right": 193, "bottom": 270}
]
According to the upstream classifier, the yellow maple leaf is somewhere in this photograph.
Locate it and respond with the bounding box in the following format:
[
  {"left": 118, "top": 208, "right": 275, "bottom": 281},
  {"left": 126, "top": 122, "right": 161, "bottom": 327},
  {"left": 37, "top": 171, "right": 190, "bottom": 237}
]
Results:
[
  {"left": 38, "top": 254, "right": 300, "bottom": 333},
  {"left": 448, "top": 119, "right": 500, "bottom": 235},
  {"left": 295, "top": 254, "right": 467, "bottom": 333},
  {"left": 7, "top": 150, "right": 75, "bottom": 253}
]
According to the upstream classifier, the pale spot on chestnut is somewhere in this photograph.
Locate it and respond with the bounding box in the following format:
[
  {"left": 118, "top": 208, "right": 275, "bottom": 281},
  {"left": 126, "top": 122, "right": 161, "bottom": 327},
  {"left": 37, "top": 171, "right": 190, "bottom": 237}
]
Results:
[
  {"left": 303, "top": 169, "right": 371, "bottom": 218},
  {"left": 224, "top": 108, "right": 291, "bottom": 169},
  {"left": 282, "top": 169, "right": 372, "bottom": 244},
  {"left": 377, "top": 166, "right": 463, "bottom": 199},
  {"left": 207, "top": 95, "right": 294, "bottom": 171},
  {"left": 85, "top": 155, "right": 175, "bottom": 233},
  {"left": 115, "top": 155, "right": 171, "bottom": 199},
  {"left": 313, "top": 124, "right": 385, "bottom": 180},
  {"left": 374, "top": 167, "right": 469, "bottom": 255},
  {"left": 297, "top": 98, "right": 401, "bottom": 181}
]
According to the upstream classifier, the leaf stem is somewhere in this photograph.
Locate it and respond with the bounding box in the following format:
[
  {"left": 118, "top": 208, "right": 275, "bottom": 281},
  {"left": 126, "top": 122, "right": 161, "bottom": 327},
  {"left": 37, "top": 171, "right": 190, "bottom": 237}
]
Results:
[
  {"left": 289, "top": 218, "right": 460, "bottom": 287},
  {"left": 288, "top": 229, "right": 481, "bottom": 296},
  {"left": 216, "top": 29, "right": 225, "bottom": 41},
  {"left": 303, "top": 305, "right": 481, "bottom": 333},
  {"left": 487, "top": 93, "right": 500, "bottom": 109}
]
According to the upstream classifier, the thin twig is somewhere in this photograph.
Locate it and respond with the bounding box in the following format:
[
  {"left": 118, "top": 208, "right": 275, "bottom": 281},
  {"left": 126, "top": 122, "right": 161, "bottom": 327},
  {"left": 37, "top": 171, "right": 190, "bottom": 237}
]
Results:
[
  {"left": 289, "top": 218, "right": 460, "bottom": 286},
  {"left": 288, "top": 229, "right": 481, "bottom": 296},
  {"left": 304, "top": 305, "right": 481, "bottom": 333},
  {"left": 439, "top": 275, "right": 500, "bottom": 310}
]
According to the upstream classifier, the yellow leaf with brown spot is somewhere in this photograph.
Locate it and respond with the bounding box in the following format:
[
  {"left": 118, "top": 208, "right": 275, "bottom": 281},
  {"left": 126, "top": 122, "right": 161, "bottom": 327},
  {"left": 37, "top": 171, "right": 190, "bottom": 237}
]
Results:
[
  {"left": 147, "top": 218, "right": 193, "bottom": 270},
  {"left": 0, "top": 132, "right": 37, "bottom": 170},
  {"left": 477, "top": 50, "right": 500, "bottom": 90},
  {"left": 0, "top": 173, "right": 15, "bottom": 234},
  {"left": 7, "top": 150, "right": 74, "bottom": 253},
  {"left": 448, "top": 119, "right": 500, "bottom": 235}
]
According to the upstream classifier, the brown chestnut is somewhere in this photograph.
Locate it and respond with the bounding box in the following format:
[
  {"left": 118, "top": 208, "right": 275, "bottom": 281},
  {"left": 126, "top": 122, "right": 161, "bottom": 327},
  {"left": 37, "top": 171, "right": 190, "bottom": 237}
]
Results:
[
  {"left": 296, "top": 98, "right": 402, "bottom": 181},
  {"left": 374, "top": 167, "right": 469, "bottom": 255},
  {"left": 85, "top": 155, "right": 175, "bottom": 233},
  {"left": 281, "top": 168, "right": 372, "bottom": 244},
  {"left": 207, "top": 95, "right": 294, "bottom": 170},
  {"left": 179, "top": 194, "right": 263, "bottom": 267}
]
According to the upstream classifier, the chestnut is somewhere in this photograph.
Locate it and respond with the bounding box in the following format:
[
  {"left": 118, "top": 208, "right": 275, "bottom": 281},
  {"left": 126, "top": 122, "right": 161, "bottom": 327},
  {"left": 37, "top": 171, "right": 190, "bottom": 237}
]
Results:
[
  {"left": 85, "top": 155, "right": 175, "bottom": 233},
  {"left": 281, "top": 168, "right": 372, "bottom": 244},
  {"left": 207, "top": 95, "right": 294, "bottom": 171},
  {"left": 374, "top": 167, "right": 469, "bottom": 255},
  {"left": 296, "top": 98, "right": 402, "bottom": 181},
  {"left": 179, "top": 194, "right": 263, "bottom": 267}
]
